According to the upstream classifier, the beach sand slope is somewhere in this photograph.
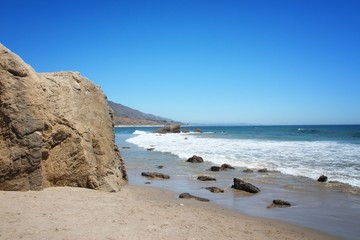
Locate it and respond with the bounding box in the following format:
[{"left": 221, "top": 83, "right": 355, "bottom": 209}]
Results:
[{"left": 0, "top": 186, "right": 337, "bottom": 240}]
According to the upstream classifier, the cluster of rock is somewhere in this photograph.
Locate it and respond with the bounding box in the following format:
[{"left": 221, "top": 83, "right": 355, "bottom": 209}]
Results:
[
  {"left": 156, "top": 124, "right": 203, "bottom": 134},
  {"left": 0, "top": 44, "right": 127, "bottom": 191}
]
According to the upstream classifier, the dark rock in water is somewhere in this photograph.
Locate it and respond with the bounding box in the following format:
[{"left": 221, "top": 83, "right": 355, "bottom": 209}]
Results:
[
  {"left": 156, "top": 124, "right": 181, "bottom": 133},
  {"left": 141, "top": 172, "right": 170, "bottom": 179},
  {"left": 197, "top": 176, "right": 216, "bottom": 181},
  {"left": 220, "top": 163, "right": 235, "bottom": 170},
  {"left": 147, "top": 147, "right": 155, "bottom": 151},
  {"left": 195, "top": 128, "right": 203, "bottom": 133},
  {"left": 231, "top": 178, "right": 260, "bottom": 193},
  {"left": 157, "top": 165, "right": 164, "bottom": 169},
  {"left": 122, "top": 146, "right": 131, "bottom": 149},
  {"left": 210, "top": 166, "right": 221, "bottom": 171},
  {"left": 243, "top": 168, "right": 254, "bottom": 173},
  {"left": 258, "top": 168, "right": 268, "bottom": 173},
  {"left": 186, "top": 155, "right": 204, "bottom": 163},
  {"left": 179, "top": 193, "right": 210, "bottom": 202},
  {"left": 145, "top": 182, "right": 151, "bottom": 184},
  {"left": 205, "top": 187, "right": 224, "bottom": 193},
  {"left": 267, "top": 199, "right": 291, "bottom": 208},
  {"left": 318, "top": 175, "right": 328, "bottom": 182},
  {"left": 181, "top": 129, "right": 190, "bottom": 133}
]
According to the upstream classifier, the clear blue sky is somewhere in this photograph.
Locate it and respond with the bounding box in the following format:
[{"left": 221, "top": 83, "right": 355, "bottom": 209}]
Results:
[{"left": 1, "top": 0, "right": 359, "bottom": 125}]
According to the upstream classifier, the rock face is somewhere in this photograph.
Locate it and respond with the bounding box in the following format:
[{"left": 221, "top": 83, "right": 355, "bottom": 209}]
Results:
[
  {"left": 0, "top": 44, "right": 127, "bottom": 191},
  {"left": 231, "top": 178, "right": 260, "bottom": 193}
]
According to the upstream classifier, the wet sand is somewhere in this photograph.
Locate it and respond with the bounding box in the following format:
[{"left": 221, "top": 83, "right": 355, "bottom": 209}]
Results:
[
  {"left": 118, "top": 133, "right": 360, "bottom": 240},
  {"left": 0, "top": 186, "right": 336, "bottom": 240}
]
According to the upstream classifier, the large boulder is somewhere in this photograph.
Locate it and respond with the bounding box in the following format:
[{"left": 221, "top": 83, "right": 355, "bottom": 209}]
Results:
[
  {"left": 156, "top": 124, "right": 181, "bottom": 133},
  {"left": 231, "top": 178, "right": 260, "bottom": 193},
  {"left": 0, "top": 43, "right": 127, "bottom": 191}
]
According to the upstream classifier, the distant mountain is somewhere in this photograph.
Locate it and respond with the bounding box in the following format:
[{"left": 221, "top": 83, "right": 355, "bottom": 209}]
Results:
[{"left": 108, "top": 100, "right": 179, "bottom": 126}]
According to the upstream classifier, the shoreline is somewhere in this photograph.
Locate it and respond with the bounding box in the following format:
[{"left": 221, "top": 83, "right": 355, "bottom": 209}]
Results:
[
  {"left": 117, "top": 128, "right": 360, "bottom": 239},
  {"left": 0, "top": 186, "right": 337, "bottom": 240}
]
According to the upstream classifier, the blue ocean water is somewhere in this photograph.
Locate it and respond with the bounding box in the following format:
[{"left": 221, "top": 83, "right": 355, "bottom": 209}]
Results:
[
  {"left": 116, "top": 125, "right": 360, "bottom": 239},
  {"left": 120, "top": 125, "right": 360, "bottom": 187}
]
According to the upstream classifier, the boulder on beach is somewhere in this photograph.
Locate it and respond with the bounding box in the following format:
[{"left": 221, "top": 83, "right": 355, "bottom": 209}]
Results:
[
  {"left": 220, "top": 163, "right": 235, "bottom": 170},
  {"left": 210, "top": 166, "right": 221, "bottom": 171},
  {"left": 210, "top": 164, "right": 235, "bottom": 171},
  {"left": 186, "top": 155, "right": 204, "bottom": 163},
  {"left": 231, "top": 178, "right": 260, "bottom": 193},
  {"left": 179, "top": 193, "right": 210, "bottom": 202},
  {"left": 156, "top": 124, "right": 181, "bottom": 133},
  {"left": 197, "top": 176, "right": 216, "bottom": 181},
  {"left": 267, "top": 199, "right": 292, "bottom": 208},
  {"left": 141, "top": 172, "right": 170, "bottom": 179},
  {"left": 0, "top": 43, "right": 127, "bottom": 192},
  {"left": 205, "top": 187, "right": 224, "bottom": 193},
  {"left": 317, "top": 175, "right": 328, "bottom": 182}
]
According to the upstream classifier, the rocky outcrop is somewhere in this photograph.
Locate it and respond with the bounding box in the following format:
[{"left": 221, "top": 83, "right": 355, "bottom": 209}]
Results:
[
  {"left": 156, "top": 124, "right": 181, "bottom": 133},
  {"left": 231, "top": 178, "right": 260, "bottom": 193},
  {"left": 186, "top": 155, "right": 204, "bottom": 163},
  {"left": 0, "top": 43, "right": 127, "bottom": 191},
  {"left": 179, "top": 193, "right": 210, "bottom": 202}
]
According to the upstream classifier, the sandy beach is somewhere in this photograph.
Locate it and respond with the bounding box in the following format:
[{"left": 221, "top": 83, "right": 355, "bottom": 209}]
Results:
[{"left": 0, "top": 185, "right": 337, "bottom": 240}]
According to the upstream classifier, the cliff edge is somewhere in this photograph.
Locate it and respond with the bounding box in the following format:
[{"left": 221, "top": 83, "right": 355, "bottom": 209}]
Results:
[{"left": 0, "top": 43, "right": 127, "bottom": 191}]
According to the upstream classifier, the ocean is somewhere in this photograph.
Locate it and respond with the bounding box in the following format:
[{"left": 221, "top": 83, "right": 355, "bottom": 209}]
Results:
[{"left": 115, "top": 125, "right": 360, "bottom": 239}]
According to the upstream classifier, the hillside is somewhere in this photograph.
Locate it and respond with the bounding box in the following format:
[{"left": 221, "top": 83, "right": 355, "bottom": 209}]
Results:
[{"left": 108, "top": 101, "right": 179, "bottom": 126}]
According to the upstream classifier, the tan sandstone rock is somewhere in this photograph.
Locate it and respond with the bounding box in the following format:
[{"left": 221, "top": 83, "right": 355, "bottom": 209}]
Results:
[{"left": 0, "top": 43, "right": 127, "bottom": 191}]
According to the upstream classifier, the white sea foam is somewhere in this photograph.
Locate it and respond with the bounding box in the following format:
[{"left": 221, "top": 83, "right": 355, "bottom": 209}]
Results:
[{"left": 126, "top": 131, "right": 360, "bottom": 187}]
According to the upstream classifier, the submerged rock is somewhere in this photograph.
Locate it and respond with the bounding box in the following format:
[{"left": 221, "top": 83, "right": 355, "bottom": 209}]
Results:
[
  {"left": 141, "top": 172, "right": 170, "bottom": 179},
  {"left": 231, "top": 178, "right": 260, "bottom": 193},
  {"left": 186, "top": 155, "right": 204, "bottom": 163},
  {"left": 179, "top": 193, "right": 209, "bottom": 202},
  {"left": 258, "top": 168, "right": 268, "bottom": 173},
  {"left": 0, "top": 43, "right": 127, "bottom": 191},
  {"left": 243, "top": 168, "right": 254, "bottom": 173},
  {"left": 317, "top": 175, "right": 328, "bottom": 182},
  {"left": 197, "top": 176, "right": 216, "bottom": 181},
  {"left": 205, "top": 187, "right": 224, "bottom": 193},
  {"left": 267, "top": 199, "right": 291, "bottom": 208}
]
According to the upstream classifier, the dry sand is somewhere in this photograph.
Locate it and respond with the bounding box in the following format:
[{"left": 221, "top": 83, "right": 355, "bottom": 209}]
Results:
[{"left": 0, "top": 185, "right": 338, "bottom": 240}]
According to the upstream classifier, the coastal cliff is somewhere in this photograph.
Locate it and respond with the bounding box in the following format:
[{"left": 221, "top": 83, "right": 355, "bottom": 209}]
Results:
[{"left": 0, "top": 43, "right": 127, "bottom": 191}]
